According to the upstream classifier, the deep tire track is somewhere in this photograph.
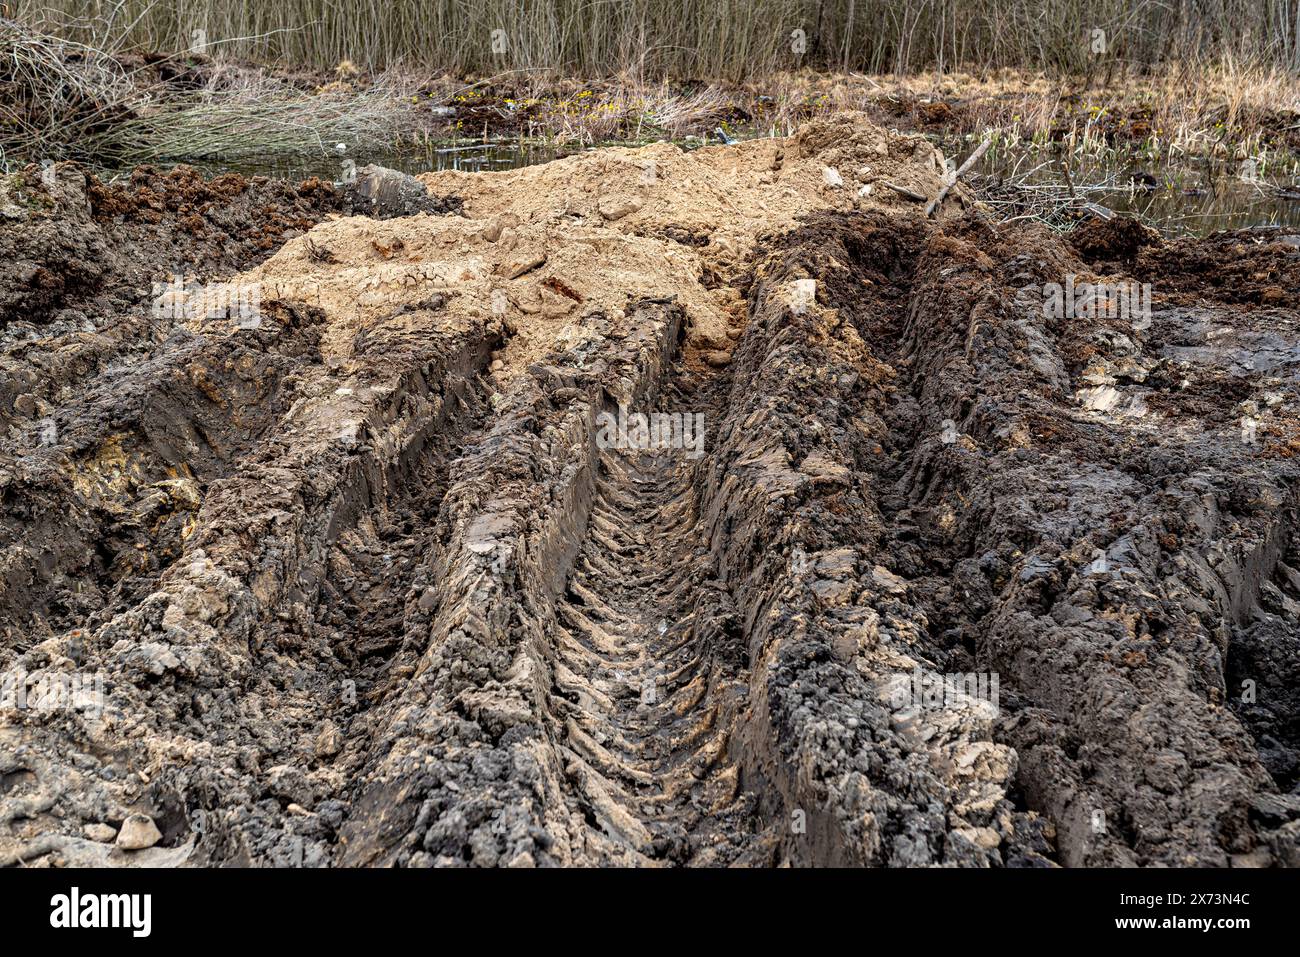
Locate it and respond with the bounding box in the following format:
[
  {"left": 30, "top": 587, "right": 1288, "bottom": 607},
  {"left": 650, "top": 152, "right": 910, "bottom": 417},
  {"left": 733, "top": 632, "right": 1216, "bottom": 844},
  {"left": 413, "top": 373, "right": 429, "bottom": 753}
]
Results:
[{"left": 553, "top": 438, "right": 763, "bottom": 864}]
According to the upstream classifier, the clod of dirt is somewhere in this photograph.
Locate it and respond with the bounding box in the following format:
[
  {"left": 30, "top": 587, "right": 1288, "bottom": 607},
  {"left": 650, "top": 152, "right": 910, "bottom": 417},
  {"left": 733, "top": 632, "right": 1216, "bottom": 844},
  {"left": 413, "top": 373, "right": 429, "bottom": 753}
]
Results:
[
  {"left": 1070, "top": 214, "right": 1162, "bottom": 268},
  {"left": 0, "top": 163, "right": 338, "bottom": 333}
]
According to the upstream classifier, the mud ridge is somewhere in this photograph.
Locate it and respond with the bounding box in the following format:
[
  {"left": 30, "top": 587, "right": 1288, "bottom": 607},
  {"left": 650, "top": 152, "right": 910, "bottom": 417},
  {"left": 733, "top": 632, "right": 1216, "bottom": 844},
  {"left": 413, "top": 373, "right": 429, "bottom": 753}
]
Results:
[{"left": 3, "top": 114, "right": 1299, "bottom": 868}]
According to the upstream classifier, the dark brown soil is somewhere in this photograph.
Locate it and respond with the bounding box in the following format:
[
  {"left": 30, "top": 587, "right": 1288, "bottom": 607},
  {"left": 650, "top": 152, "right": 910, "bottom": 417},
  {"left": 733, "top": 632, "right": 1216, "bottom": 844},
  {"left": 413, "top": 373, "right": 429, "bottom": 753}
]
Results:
[{"left": 2, "top": 146, "right": 1299, "bottom": 868}]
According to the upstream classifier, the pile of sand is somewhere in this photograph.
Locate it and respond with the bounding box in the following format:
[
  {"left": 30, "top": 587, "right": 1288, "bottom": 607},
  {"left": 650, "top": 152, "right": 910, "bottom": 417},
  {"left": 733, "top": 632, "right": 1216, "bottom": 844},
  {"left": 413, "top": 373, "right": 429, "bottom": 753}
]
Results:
[{"left": 239, "top": 113, "right": 967, "bottom": 378}]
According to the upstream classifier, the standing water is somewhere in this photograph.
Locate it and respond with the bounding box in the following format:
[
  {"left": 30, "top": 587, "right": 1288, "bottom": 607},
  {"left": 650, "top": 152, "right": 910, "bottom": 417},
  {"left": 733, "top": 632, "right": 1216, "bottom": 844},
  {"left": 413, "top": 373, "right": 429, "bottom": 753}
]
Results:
[{"left": 130, "top": 135, "right": 1300, "bottom": 238}]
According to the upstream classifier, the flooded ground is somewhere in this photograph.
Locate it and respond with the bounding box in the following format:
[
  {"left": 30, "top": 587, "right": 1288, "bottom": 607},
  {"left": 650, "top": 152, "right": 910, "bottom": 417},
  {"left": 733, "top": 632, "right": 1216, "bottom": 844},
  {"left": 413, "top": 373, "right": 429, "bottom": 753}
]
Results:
[
  {"left": 139, "top": 133, "right": 1300, "bottom": 238},
  {"left": 179, "top": 140, "right": 574, "bottom": 181},
  {"left": 957, "top": 142, "right": 1300, "bottom": 235}
]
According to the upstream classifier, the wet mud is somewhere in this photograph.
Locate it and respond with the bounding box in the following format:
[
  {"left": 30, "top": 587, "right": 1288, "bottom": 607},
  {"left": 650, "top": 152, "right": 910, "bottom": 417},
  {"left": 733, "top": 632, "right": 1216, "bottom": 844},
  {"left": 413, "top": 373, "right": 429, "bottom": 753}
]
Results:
[{"left": 2, "top": 116, "right": 1298, "bottom": 868}]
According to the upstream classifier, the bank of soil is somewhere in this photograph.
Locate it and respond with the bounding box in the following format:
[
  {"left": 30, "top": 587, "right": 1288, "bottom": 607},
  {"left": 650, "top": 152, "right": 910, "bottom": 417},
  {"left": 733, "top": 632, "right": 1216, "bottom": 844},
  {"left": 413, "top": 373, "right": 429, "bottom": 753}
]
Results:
[{"left": 1, "top": 113, "right": 1298, "bottom": 867}]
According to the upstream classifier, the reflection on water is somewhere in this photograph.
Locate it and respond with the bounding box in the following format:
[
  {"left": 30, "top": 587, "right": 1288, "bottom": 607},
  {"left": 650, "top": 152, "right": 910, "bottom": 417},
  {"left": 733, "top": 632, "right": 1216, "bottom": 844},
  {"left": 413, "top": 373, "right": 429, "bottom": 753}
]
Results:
[
  {"left": 138, "top": 136, "right": 1300, "bottom": 238},
  {"left": 943, "top": 140, "right": 1300, "bottom": 236},
  {"left": 181, "top": 141, "right": 572, "bottom": 181}
]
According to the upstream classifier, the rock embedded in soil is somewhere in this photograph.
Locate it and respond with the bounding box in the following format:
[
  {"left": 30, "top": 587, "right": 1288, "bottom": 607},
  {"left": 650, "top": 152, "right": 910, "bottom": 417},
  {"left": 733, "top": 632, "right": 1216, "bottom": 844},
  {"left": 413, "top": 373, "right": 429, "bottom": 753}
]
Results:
[
  {"left": 342, "top": 164, "right": 461, "bottom": 219},
  {"left": 116, "top": 814, "right": 162, "bottom": 850},
  {"left": 84, "top": 823, "right": 117, "bottom": 843}
]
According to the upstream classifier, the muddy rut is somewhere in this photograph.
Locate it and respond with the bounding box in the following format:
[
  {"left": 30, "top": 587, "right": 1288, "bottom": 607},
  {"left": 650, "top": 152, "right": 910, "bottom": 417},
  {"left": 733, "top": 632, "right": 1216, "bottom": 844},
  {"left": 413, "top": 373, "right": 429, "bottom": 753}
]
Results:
[
  {"left": 549, "top": 437, "right": 758, "bottom": 864},
  {"left": 3, "top": 116, "right": 1300, "bottom": 868}
]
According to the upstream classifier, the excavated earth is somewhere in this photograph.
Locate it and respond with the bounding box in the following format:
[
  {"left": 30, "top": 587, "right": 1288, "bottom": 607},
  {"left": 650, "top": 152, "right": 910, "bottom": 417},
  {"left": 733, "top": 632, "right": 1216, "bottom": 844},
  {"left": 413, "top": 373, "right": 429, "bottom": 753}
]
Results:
[{"left": 2, "top": 113, "right": 1299, "bottom": 868}]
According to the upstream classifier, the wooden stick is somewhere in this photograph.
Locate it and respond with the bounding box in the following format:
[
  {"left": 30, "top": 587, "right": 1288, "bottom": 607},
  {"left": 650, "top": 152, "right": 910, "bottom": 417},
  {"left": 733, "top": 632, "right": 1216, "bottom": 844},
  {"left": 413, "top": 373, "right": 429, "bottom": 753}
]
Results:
[
  {"left": 925, "top": 138, "right": 991, "bottom": 217},
  {"left": 882, "top": 181, "right": 927, "bottom": 202},
  {"left": 1059, "top": 155, "right": 1079, "bottom": 204}
]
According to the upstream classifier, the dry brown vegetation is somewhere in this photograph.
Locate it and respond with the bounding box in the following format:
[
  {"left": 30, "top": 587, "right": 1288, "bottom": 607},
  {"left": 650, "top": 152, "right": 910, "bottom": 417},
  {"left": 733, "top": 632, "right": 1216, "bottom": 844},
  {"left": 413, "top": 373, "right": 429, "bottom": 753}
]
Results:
[{"left": 15, "top": 0, "right": 1300, "bottom": 78}]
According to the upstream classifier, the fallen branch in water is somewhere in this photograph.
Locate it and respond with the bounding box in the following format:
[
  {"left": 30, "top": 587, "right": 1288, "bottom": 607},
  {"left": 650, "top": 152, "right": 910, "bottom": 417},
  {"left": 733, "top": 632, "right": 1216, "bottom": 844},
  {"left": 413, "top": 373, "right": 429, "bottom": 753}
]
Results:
[{"left": 969, "top": 157, "right": 1125, "bottom": 231}]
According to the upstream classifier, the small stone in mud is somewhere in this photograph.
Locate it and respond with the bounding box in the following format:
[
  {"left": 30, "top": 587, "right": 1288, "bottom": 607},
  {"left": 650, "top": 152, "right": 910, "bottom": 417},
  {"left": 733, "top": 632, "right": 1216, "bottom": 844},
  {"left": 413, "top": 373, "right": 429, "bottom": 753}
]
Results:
[
  {"left": 871, "top": 566, "right": 908, "bottom": 595},
  {"left": 315, "top": 721, "right": 342, "bottom": 759},
  {"left": 702, "top": 350, "right": 731, "bottom": 368},
  {"left": 1261, "top": 285, "right": 1286, "bottom": 305},
  {"left": 268, "top": 764, "right": 316, "bottom": 808},
  {"left": 598, "top": 194, "right": 644, "bottom": 221},
  {"left": 116, "top": 814, "right": 162, "bottom": 850},
  {"left": 501, "top": 252, "right": 546, "bottom": 279},
  {"left": 83, "top": 823, "right": 117, "bottom": 843},
  {"left": 12, "top": 393, "right": 37, "bottom": 417},
  {"left": 481, "top": 213, "right": 520, "bottom": 242},
  {"left": 343, "top": 165, "right": 458, "bottom": 219}
]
